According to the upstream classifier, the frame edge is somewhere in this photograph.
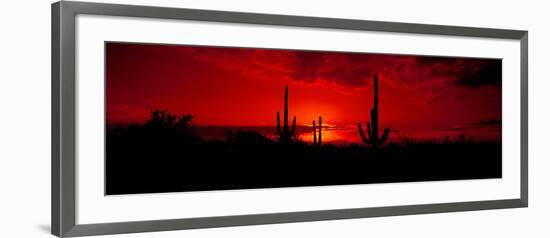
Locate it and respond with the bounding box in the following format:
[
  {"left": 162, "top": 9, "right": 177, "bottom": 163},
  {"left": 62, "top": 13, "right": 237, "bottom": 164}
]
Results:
[
  {"left": 64, "top": 1, "right": 526, "bottom": 39},
  {"left": 520, "top": 31, "right": 529, "bottom": 207},
  {"left": 55, "top": 1, "right": 79, "bottom": 237},
  {"left": 62, "top": 199, "right": 525, "bottom": 237},
  {"left": 51, "top": 1, "right": 61, "bottom": 237},
  {"left": 54, "top": 1, "right": 529, "bottom": 237}
]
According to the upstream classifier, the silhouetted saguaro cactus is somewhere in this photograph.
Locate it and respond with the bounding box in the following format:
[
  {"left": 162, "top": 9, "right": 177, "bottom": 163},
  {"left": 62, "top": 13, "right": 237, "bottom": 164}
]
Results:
[
  {"left": 358, "top": 74, "right": 390, "bottom": 146},
  {"left": 276, "top": 85, "right": 297, "bottom": 143},
  {"left": 312, "top": 116, "right": 322, "bottom": 146},
  {"left": 318, "top": 116, "right": 322, "bottom": 146},
  {"left": 313, "top": 120, "right": 317, "bottom": 146}
]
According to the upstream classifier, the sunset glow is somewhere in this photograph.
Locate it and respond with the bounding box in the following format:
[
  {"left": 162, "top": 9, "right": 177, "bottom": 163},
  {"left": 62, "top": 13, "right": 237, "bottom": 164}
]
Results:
[
  {"left": 106, "top": 42, "right": 502, "bottom": 143},
  {"left": 105, "top": 42, "right": 504, "bottom": 194}
]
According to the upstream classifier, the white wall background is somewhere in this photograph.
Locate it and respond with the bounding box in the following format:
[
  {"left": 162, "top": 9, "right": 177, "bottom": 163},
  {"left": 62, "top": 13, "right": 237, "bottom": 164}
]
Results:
[{"left": 0, "top": 0, "right": 546, "bottom": 237}]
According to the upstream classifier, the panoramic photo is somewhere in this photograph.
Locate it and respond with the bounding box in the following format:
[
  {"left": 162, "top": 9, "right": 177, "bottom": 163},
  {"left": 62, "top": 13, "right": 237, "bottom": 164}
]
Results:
[{"left": 105, "top": 42, "right": 502, "bottom": 195}]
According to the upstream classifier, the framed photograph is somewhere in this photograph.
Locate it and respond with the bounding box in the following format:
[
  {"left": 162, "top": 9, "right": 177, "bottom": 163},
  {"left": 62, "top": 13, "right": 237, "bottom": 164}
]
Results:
[{"left": 52, "top": 1, "right": 528, "bottom": 237}]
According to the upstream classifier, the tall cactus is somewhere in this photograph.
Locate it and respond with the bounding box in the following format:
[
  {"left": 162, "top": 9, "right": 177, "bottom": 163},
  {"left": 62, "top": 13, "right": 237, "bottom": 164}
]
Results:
[
  {"left": 277, "top": 85, "right": 297, "bottom": 143},
  {"left": 318, "top": 116, "right": 322, "bottom": 146},
  {"left": 313, "top": 120, "right": 317, "bottom": 146},
  {"left": 358, "top": 74, "right": 390, "bottom": 146},
  {"left": 312, "top": 116, "right": 322, "bottom": 146}
]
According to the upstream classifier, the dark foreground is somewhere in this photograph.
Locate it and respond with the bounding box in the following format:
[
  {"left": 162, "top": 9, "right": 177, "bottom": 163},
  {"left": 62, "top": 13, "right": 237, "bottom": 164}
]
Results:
[{"left": 105, "top": 122, "right": 501, "bottom": 195}]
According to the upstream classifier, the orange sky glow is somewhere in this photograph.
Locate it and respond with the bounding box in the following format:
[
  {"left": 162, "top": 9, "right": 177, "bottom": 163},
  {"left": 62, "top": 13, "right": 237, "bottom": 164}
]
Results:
[{"left": 106, "top": 42, "right": 502, "bottom": 143}]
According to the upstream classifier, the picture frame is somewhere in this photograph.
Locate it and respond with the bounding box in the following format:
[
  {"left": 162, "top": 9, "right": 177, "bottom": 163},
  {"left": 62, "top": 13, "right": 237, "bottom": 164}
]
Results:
[{"left": 52, "top": 1, "right": 528, "bottom": 237}]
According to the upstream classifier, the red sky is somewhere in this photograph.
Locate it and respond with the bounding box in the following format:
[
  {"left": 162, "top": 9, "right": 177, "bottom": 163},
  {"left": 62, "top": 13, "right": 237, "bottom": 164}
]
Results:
[{"left": 106, "top": 42, "right": 502, "bottom": 139}]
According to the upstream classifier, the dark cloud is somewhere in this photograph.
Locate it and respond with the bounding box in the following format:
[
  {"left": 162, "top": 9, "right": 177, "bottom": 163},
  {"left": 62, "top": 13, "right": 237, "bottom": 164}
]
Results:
[
  {"left": 476, "top": 119, "right": 502, "bottom": 126},
  {"left": 292, "top": 52, "right": 326, "bottom": 84},
  {"left": 291, "top": 51, "right": 374, "bottom": 87},
  {"left": 435, "top": 119, "right": 501, "bottom": 131},
  {"left": 416, "top": 57, "right": 502, "bottom": 88},
  {"left": 172, "top": 45, "right": 501, "bottom": 89},
  {"left": 290, "top": 53, "right": 502, "bottom": 89},
  {"left": 415, "top": 56, "right": 460, "bottom": 67},
  {"left": 454, "top": 60, "right": 502, "bottom": 88}
]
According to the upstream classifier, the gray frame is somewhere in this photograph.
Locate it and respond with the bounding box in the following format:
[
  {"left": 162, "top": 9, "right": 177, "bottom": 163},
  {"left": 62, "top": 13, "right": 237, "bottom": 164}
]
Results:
[{"left": 52, "top": 1, "right": 528, "bottom": 237}]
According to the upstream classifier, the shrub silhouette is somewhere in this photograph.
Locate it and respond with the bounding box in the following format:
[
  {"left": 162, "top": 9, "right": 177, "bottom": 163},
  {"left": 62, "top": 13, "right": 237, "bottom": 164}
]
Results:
[
  {"left": 144, "top": 109, "right": 195, "bottom": 136},
  {"left": 224, "top": 130, "right": 273, "bottom": 146},
  {"left": 358, "top": 74, "right": 390, "bottom": 146}
]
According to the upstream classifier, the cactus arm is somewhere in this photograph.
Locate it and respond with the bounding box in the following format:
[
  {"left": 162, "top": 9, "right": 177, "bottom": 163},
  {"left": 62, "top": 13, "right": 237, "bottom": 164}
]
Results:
[
  {"left": 290, "top": 116, "right": 297, "bottom": 137},
  {"left": 366, "top": 121, "right": 373, "bottom": 142},
  {"left": 358, "top": 123, "right": 370, "bottom": 144},
  {"left": 276, "top": 110, "right": 281, "bottom": 135},
  {"left": 379, "top": 127, "right": 390, "bottom": 145}
]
